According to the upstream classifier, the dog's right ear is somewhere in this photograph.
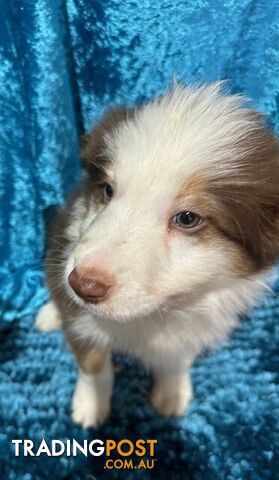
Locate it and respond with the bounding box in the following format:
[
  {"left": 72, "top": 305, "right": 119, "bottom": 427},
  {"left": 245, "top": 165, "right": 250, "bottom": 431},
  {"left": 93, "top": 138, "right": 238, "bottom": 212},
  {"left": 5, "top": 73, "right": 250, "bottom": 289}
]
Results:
[{"left": 80, "top": 108, "right": 133, "bottom": 182}]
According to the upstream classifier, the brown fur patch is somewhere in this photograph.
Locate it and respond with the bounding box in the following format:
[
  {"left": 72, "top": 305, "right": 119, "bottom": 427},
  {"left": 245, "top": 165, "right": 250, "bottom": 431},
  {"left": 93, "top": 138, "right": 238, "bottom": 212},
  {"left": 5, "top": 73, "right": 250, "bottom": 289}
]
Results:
[
  {"left": 175, "top": 117, "right": 279, "bottom": 271},
  {"left": 176, "top": 174, "right": 206, "bottom": 201},
  {"left": 175, "top": 174, "right": 256, "bottom": 276},
  {"left": 81, "top": 107, "right": 134, "bottom": 183},
  {"left": 208, "top": 124, "right": 279, "bottom": 269},
  {"left": 67, "top": 334, "right": 106, "bottom": 374}
]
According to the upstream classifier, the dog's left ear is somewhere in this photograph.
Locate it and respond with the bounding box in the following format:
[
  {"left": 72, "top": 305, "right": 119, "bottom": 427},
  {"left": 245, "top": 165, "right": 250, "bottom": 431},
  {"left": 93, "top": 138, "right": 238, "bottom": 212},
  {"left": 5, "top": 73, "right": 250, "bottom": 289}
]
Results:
[
  {"left": 241, "top": 125, "right": 279, "bottom": 268},
  {"left": 80, "top": 108, "right": 133, "bottom": 181},
  {"left": 210, "top": 114, "right": 279, "bottom": 270}
]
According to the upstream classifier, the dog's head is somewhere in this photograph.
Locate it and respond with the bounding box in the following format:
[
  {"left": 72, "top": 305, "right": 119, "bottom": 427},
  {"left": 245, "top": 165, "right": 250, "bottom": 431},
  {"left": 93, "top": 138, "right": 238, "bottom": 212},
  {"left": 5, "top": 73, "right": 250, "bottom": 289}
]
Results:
[{"left": 63, "top": 83, "right": 279, "bottom": 320}]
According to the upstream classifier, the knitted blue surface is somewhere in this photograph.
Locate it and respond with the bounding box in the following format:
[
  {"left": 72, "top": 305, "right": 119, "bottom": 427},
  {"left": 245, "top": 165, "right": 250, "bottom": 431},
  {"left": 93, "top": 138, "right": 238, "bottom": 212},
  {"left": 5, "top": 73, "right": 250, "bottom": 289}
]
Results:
[
  {"left": 1, "top": 286, "right": 278, "bottom": 479},
  {"left": 0, "top": 0, "right": 278, "bottom": 478}
]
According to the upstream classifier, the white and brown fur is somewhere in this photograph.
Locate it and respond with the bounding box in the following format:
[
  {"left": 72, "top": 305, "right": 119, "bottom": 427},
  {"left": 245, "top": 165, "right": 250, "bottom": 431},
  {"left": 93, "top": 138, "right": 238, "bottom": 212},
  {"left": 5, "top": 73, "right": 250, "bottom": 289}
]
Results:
[{"left": 36, "top": 83, "right": 279, "bottom": 427}]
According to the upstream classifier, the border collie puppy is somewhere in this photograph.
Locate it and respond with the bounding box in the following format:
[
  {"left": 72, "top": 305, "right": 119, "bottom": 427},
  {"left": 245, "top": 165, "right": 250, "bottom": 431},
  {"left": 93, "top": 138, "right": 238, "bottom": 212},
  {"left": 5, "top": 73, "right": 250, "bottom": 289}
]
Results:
[{"left": 36, "top": 83, "right": 279, "bottom": 427}]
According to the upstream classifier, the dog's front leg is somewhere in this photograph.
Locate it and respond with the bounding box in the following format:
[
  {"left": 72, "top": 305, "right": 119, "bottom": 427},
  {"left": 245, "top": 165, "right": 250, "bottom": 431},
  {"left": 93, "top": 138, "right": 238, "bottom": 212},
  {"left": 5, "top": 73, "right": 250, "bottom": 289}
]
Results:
[
  {"left": 150, "top": 364, "right": 193, "bottom": 418},
  {"left": 68, "top": 336, "right": 114, "bottom": 428}
]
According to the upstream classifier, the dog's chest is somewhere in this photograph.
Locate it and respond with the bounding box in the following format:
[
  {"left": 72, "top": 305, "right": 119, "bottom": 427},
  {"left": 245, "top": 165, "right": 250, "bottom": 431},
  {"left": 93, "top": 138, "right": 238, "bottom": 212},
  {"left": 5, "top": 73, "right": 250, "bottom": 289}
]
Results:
[{"left": 78, "top": 308, "right": 208, "bottom": 367}]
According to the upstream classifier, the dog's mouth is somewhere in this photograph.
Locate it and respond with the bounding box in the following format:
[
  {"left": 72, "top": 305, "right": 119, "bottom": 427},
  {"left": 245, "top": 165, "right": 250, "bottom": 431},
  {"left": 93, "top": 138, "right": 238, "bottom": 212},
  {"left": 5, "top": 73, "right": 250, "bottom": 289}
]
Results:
[
  {"left": 74, "top": 292, "right": 166, "bottom": 323},
  {"left": 80, "top": 294, "right": 104, "bottom": 304}
]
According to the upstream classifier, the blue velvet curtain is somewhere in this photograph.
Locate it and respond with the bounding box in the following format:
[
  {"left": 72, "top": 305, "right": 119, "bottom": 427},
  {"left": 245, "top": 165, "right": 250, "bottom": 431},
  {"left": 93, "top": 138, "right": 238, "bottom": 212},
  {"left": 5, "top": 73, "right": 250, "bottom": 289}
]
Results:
[{"left": 0, "top": 0, "right": 278, "bottom": 328}]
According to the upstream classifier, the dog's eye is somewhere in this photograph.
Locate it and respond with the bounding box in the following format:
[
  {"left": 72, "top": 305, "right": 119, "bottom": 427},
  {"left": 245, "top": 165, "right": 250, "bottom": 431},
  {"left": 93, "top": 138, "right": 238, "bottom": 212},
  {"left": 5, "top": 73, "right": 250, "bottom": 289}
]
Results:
[
  {"left": 103, "top": 183, "right": 114, "bottom": 201},
  {"left": 173, "top": 211, "right": 201, "bottom": 229}
]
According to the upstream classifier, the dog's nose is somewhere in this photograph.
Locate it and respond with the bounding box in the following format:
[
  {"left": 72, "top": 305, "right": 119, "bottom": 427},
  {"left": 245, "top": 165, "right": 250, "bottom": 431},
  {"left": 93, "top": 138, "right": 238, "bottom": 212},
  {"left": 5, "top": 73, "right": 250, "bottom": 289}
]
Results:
[{"left": 68, "top": 267, "right": 111, "bottom": 304}]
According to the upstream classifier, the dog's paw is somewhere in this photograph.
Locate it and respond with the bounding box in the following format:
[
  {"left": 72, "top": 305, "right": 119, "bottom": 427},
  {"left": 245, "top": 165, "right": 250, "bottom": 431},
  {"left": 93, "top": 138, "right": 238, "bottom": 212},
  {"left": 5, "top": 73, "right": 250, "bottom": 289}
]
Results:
[
  {"left": 35, "top": 301, "right": 62, "bottom": 332},
  {"left": 150, "top": 374, "right": 192, "bottom": 417},
  {"left": 71, "top": 375, "right": 110, "bottom": 428}
]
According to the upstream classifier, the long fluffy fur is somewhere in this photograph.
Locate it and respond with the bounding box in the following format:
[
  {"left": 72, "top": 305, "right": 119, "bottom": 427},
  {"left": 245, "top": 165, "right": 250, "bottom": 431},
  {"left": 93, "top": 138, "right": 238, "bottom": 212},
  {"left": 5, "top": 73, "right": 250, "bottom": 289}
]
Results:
[{"left": 37, "top": 83, "right": 279, "bottom": 426}]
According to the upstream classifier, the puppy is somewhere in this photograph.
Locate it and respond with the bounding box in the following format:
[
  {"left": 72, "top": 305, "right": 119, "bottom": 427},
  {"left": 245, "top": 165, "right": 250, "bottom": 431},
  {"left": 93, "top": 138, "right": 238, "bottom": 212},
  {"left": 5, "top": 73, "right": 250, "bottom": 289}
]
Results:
[{"left": 36, "top": 83, "right": 279, "bottom": 428}]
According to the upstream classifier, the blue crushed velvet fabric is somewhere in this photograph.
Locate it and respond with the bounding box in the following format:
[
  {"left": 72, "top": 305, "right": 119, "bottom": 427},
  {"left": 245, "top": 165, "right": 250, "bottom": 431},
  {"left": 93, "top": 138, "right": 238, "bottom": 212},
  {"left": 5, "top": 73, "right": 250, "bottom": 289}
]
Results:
[
  {"left": 0, "top": 0, "right": 278, "bottom": 478},
  {"left": 1, "top": 0, "right": 279, "bottom": 327}
]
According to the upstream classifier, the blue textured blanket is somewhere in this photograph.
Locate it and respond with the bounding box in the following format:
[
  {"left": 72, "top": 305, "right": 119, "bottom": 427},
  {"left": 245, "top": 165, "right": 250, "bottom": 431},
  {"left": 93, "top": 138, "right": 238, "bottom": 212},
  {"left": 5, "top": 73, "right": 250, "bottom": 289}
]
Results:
[
  {"left": 0, "top": 0, "right": 278, "bottom": 478},
  {"left": 1, "top": 286, "right": 278, "bottom": 479}
]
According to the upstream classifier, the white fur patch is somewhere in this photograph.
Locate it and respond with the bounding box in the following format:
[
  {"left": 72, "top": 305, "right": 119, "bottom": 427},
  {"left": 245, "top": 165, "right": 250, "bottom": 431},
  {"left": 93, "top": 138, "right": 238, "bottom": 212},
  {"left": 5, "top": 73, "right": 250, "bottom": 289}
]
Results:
[
  {"left": 36, "top": 301, "right": 62, "bottom": 332},
  {"left": 71, "top": 355, "right": 113, "bottom": 428},
  {"left": 150, "top": 370, "right": 193, "bottom": 417}
]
